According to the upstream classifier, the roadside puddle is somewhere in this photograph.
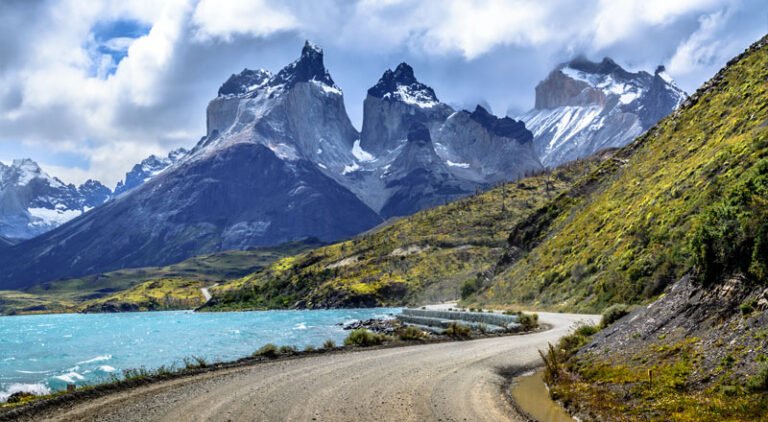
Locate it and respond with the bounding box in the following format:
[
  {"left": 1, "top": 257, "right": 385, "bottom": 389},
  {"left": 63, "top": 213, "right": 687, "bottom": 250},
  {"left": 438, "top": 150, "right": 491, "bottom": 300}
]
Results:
[{"left": 510, "top": 370, "right": 574, "bottom": 422}]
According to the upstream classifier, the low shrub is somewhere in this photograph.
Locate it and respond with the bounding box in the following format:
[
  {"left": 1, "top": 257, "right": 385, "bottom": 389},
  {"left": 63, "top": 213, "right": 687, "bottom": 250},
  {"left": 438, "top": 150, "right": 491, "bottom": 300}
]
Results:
[
  {"left": 344, "top": 329, "right": 387, "bottom": 347},
  {"left": 574, "top": 323, "right": 599, "bottom": 337},
  {"left": 444, "top": 322, "right": 471, "bottom": 340},
  {"left": 398, "top": 325, "right": 427, "bottom": 341},
  {"left": 460, "top": 279, "right": 478, "bottom": 299},
  {"left": 278, "top": 345, "right": 298, "bottom": 355},
  {"left": 304, "top": 345, "right": 316, "bottom": 353},
  {"left": 183, "top": 356, "right": 208, "bottom": 370},
  {"left": 254, "top": 343, "right": 279, "bottom": 359},
  {"left": 747, "top": 363, "right": 768, "bottom": 391},
  {"left": 600, "top": 304, "right": 630, "bottom": 328},
  {"left": 740, "top": 301, "right": 756, "bottom": 316},
  {"left": 519, "top": 312, "right": 539, "bottom": 331},
  {"left": 322, "top": 339, "right": 336, "bottom": 350}
]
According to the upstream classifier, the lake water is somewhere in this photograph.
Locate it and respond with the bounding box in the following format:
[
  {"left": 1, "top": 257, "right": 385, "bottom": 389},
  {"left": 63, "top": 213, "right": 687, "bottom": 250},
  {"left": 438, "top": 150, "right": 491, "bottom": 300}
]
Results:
[{"left": 0, "top": 308, "right": 399, "bottom": 402}]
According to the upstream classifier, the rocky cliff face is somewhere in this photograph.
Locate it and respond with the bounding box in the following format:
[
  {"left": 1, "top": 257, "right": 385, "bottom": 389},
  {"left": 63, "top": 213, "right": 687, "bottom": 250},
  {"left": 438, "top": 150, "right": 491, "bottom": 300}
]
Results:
[
  {"left": 380, "top": 123, "right": 473, "bottom": 217},
  {"left": 520, "top": 57, "right": 686, "bottom": 167},
  {"left": 0, "top": 159, "right": 111, "bottom": 240},
  {"left": 434, "top": 106, "right": 540, "bottom": 184}
]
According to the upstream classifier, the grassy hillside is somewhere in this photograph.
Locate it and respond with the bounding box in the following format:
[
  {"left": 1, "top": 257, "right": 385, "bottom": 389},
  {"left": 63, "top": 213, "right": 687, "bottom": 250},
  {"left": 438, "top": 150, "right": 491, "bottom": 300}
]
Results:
[
  {"left": 202, "top": 158, "right": 600, "bottom": 311},
  {"left": 516, "top": 35, "right": 768, "bottom": 421},
  {"left": 0, "top": 239, "right": 320, "bottom": 314},
  {"left": 474, "top": 35, "right": 768, "bottom": 313}
]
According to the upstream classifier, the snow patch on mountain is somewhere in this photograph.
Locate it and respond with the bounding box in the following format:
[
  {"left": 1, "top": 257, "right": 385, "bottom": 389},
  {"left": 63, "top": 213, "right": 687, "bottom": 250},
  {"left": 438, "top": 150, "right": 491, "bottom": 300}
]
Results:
[
  {"left": 446, "top": 160, "right": 470, "bottom": 168},
  {"left": 28, "top": 206, "right": 82, "bottom": 228},
  {"left": 351, "top": 140, "right": 375, "bottom": 162}
]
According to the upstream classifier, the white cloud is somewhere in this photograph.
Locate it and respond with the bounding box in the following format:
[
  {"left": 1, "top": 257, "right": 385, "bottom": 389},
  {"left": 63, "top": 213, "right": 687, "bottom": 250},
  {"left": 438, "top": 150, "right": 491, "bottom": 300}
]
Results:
[
  {"left": 591, "top": 0, "right": 725, "bottom": 48},
  {"left": 667, "top": 9, "right": 732, "bottom": 77},
  {"left": 192, "top": 0, "right": 298, "bottom": 41}
]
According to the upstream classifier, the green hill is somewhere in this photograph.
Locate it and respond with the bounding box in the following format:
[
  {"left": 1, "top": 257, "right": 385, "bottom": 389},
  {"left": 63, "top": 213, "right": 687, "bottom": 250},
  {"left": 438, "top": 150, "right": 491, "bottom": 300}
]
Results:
[
  {"left": 473, "top": 35, "right": 768, "bottom": 313},
  {"left": 506, "top": 35, "right": 768, "bottom": 420},
  {"left": 201, "top": 158, "right": 600, "bottom": 311}
]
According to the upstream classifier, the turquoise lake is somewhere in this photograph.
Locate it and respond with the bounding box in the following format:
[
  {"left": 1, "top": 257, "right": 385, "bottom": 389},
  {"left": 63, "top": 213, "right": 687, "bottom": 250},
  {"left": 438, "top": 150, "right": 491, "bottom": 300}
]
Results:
[{"left": 0, "top": 308, "right": 399, "bottom": 401}]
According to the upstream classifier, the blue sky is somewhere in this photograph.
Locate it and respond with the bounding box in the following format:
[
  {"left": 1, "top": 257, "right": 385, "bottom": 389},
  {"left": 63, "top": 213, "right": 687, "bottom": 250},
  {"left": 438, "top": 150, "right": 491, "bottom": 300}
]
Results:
[{"left": 0, "top": 0, "right": 766, "bottom": 187}]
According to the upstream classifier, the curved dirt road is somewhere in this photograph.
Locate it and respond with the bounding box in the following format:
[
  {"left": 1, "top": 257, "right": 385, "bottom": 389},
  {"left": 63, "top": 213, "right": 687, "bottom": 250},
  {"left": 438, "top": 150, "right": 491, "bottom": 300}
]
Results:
[{"left": 21, "top": 312, "right": 597, "bottom": 422}]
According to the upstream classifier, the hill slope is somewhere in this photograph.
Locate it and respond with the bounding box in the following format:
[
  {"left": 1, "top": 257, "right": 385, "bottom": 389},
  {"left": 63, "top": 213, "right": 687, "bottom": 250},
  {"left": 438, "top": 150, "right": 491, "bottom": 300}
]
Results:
[
  {"left": 491, "top": 35, "right": 768, "bottom": 420},
  {"left": 477, "top": 35, "right": 768, "bottom": 313},
  {"left": 201, "top": 158, "right": 599, "bottom": 311}
]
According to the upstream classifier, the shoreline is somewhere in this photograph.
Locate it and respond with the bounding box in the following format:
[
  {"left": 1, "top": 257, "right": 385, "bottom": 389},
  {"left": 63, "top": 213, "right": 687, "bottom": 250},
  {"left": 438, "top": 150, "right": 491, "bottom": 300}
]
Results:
[{"left": 1, "top": 321, "right": 550, "bottom": 421}]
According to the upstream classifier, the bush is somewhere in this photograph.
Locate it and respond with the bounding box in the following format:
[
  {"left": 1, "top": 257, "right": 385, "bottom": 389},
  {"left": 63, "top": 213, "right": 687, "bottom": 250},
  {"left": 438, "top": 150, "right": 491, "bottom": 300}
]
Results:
[
  {"left": 279, "top": 345, "right": 298, "bottom": 355},
  {"left": 254, "top": 343, "right": 279, "bottom": 359},
  {"left": 322, "top": 339, "right": 336, "bottom": 350},
  {"left": 304, "top": 345, "right": 316, "bottom": 353},
  {"left": 689, "top": 160, "right": 768, "bottom": 285},
  {"left": 444, "top": 322, "right": 471, "bottom": 340},
  {"left": 600, "top": 304, "right": 630, "bottom": 328},
  {"left": 183, "top": 356, "right": 208, "bottom": 370},
  {"left": 740, "top": 302, "right": 755, "bottom": 316},
  {"left": 558, "top": 332, "right": 588, "bottom": 356},
  {"left": 344, "top": 329, "right": 387, "bottom": 347},
  {"left": 519, "top": 312, "right": 539, "bottom": 331},
  {"left": 747, "top": 363, "right": 768, "bottom": 392},
  {"left": 460, "top": 279, "right": 478, "bottom": 299},
  {"left": 574, "top": 323, "right": 599, "bottom": 337},
  {"left": 398, "top": 325, "right": 427, "bottom": 341}
]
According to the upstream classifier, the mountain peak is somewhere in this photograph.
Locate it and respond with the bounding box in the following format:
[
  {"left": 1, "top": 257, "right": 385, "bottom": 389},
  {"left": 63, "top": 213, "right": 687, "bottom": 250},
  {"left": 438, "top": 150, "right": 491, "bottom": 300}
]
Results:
[
  {"left": 367, "top": 63, "right": 439, "bottom": 108},
  {"left": 271, "top": 40, "right": 335, "bottom": 89},
  {"left": 392, "top": 63, "right": 417, "bottom": 85},
  {"left": 302, "top": 40, "right": 323, "bottom": 59},
  {"left": 563, "top": 55, "right": 631, "bottom": 79},
  {"left": 11, "top": 158, "right": 41, "bottom": 171}
]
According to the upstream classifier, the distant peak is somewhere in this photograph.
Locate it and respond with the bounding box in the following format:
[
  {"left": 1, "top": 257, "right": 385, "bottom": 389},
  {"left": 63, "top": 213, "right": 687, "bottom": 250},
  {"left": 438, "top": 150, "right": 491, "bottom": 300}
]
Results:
[
  {"left": 11, "top": 158, "right": 40, "bottom": 170},
  {"left": 392, "top": 63, "right": 417, "bottom": 85},
  {"left": 563, "top": 55, "right": 630, "bottom": 79},
  {"left": 271, "top": 41, "right": 335, "bottom": 88},
  {"left": 217, "top": 42, "right": 337, "bottom": 97},
  {"left": 302, "top": 40, "right": 323, "bottom": 57},
  {"left": 368, "top": 63, "right": 439, "bottom": 107}
]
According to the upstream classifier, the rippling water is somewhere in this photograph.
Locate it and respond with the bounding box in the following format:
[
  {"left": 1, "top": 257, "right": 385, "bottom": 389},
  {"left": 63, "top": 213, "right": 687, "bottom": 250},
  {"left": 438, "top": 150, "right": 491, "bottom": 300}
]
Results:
[{"left": 0, "top": 308, "right": 398, "bottom": 401}]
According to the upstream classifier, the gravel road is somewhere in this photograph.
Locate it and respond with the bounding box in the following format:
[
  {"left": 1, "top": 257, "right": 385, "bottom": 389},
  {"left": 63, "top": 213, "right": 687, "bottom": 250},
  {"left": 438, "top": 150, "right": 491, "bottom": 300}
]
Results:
[{"left": 21, "top": 312, "right": 597, "bottom": 422}]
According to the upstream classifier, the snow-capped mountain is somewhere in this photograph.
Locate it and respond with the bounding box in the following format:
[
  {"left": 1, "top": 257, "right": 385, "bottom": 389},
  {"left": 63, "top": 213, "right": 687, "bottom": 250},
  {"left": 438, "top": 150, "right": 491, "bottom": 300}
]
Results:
[
  {"left": 0, "top": 42, "right": 542, "bottom": 288},
  {"left": 0, "top": 159, "right": 111, "bottom": 240},
  {"left": 0, "top": 42, "right": 383, "bottom": 288},
  {"left": 347, "top": 64, "right": 541, "bottom": 216},
  {"left": 361, "top": 63, "right": 454, "bottom": 155},
  {"left": 520, "top": 57, "right": 686, "bottom": 167},
  {"left": 113, "top": 148, "right": 188, "bottom": 196}
]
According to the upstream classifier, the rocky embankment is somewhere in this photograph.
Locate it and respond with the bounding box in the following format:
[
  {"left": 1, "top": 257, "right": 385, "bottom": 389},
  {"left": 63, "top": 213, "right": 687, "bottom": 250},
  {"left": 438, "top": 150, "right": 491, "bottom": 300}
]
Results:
[{"left": 553, "top": 275, "right": 768, "bottom": 420}]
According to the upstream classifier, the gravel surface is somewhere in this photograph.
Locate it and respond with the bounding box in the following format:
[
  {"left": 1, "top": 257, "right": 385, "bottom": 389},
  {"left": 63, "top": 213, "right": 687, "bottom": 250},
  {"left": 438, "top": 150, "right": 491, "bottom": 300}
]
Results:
[{"left": 19, "top": 312, "right": 597, "bottom": 422}]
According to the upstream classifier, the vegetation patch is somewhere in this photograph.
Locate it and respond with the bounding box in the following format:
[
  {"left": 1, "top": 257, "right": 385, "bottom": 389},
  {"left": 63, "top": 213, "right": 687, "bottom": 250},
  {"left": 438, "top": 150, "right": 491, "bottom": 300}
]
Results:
[
  {"left": 344, "top": 329, "right": 389, "bottom": 347},
  {"left": 199, "top": 159, "right": 599, "bottom": 312}
]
